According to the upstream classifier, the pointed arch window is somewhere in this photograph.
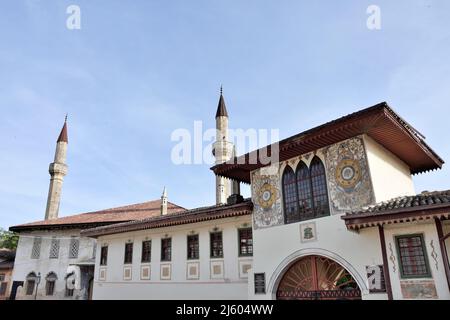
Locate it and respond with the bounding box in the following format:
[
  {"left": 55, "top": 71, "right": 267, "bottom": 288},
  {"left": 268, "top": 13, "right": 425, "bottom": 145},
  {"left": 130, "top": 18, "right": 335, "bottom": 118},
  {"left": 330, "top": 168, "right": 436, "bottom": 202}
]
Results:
[
  {"left": 282, "top": 166, "right": 299, "bottom": 224},
  {"left": 310, "top": 157, "right": 330, "bottom": 218},
  {"left": 282, "top": 157, "right": 330, "bottom": 224},
  {"left": 296, "top": 161, "right": 313, "bottom": 220}
]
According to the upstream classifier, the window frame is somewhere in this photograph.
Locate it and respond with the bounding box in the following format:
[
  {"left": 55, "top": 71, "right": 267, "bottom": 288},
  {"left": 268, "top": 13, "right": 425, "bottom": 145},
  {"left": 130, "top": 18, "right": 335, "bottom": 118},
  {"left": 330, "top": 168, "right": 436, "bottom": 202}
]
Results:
[
  {"left": 187, "top": 234, "right": 200, "bottom": 260},
  {"left": 141, "top": 240, "right": 152, "bottom": 263},
  {"left": 210, "top": 231, "right": 224, "bottom": 259},
  {"left": 282, "top": 166, "right": 299, "bottom": 224},
  {"left": 69, "top": 237, "right": 80, "bottom": 259},
  {"left": 238, "top": 228, "right": 253, "bottom": 257},
  {"left": 161, "top": 238, "right": 172, "bottom": 262},
  {"left": 395, "top": 233, "right": 432, "bottom": 279},
  {"left": 26, "top": 280, "right": 35, "bottom": 295},
  {"left": 124, "top": 242, "right": 133, "bottom": 264},
  {"left": 0, "top": 282, "right": 7, "bottom": 296},
  {"left": 100, "top": 245, "right": 108, "bottom": 266}
]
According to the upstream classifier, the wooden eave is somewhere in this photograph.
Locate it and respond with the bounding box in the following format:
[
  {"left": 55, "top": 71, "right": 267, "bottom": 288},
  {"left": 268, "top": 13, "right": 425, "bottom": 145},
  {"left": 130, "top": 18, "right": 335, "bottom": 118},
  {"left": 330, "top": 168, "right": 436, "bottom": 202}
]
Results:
[{"left": 211, "top": 102, "right": 444, "bottom": 183}]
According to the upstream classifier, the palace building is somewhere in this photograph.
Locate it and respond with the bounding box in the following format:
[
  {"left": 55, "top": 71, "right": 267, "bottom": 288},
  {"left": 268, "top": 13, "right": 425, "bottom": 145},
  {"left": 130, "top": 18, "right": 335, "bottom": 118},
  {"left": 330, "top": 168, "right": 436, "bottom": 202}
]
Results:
[{"left": 9, "top": 92, "right": 450, "bottom": 300}]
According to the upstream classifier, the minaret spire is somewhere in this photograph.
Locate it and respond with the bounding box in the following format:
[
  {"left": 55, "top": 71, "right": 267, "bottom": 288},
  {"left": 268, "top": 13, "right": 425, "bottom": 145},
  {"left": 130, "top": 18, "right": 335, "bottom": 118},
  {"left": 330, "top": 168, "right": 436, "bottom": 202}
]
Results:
[
  {"left": 161, "top": 187, "right": 168, "bottom": 215},
  {"left": 45, "top": 117, "right": 69, "bottom": 220},
  {"left": 213, "top": 87, "right": 233, "bottom": 204}
]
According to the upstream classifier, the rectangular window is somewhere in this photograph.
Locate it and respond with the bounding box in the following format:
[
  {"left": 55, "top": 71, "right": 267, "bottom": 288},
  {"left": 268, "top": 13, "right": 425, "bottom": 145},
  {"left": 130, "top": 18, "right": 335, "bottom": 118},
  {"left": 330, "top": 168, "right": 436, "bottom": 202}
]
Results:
[
  {"left": 238, "top": 228, "right": 253, "bottom": 256},
  {"left": 49, "top": 238, "right": 60, "bottom": 259},
  {"left": 69, "top": 237, "right": 79, "bottom": 259},
  {"left": 0, "top": 274, "right": 5, "bottom": 282},
  {"left": 31, "top": 237, "right": 41, "bottom": 259},
  {"left": 141, "top": 240, "right": 151, "bottom": 263},
  {"left": 161, "top": 238, "right": 172, "bottom": 262},
  {"left": 124, "top": 243, "right": 133, "bottom": 264},
  {"left": 395, "top": 234, "right": 431, "bottom": 278},
  {"left": 65, "top": 287, "right": 74, "bottom": 297},
  {"left": 0, "top": 282, "right": 7, "bottom": 296},
  {"left": 100, "top": 246, "right": 108, "bottom": 266},
  {"left": 254, "top": 273, "right": 266, "bottom": 294},
  {"left": 26, "top": 280, "right": 35, "bottom": 295},
  {"left": 187, "top": 235, "right": 199, "bottom": 260},
  {"left": 46, "top": 281, "right": 55, "bottom": 296},
  {"left": 210, "top": 232, "right": 223, "bottom": 258}
]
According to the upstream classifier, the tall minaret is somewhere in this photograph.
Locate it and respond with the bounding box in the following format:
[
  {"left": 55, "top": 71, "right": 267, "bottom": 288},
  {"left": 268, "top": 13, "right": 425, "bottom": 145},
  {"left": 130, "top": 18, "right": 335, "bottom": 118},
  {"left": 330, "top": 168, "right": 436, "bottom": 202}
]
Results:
[
  {"left": 44, "top": 116, "right": 68, "bottom": 220},
  {"left": 213, "top": 87, "right": 233, "bottom": 205},
  {"left": 161, "top": 186, "right": 168, "bottom": 215}
]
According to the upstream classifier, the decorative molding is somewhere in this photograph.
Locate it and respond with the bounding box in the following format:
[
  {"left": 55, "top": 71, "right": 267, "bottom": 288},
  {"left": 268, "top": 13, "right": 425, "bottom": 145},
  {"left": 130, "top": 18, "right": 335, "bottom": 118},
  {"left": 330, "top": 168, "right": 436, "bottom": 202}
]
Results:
[
  {"left": 238, "top": 259, "right": 252, "bottom": 279},
  {"left": 160, "top": 264, "right": 171, "bottom": 280},
  {"left": 123, "top": 266, "right": 132, "bottom": 281},
  {"left": 388, "top": 242, "right": 397, "bottom": 273},
  {"left": 186, "top": 262, "right": 200, "bottom": 280},
  {"left": 430, "top": 240, "right": 439, "bottom": 271},
  {"left": 210, "top": 260, "right": 225, "bottom": 279},
  {"left": 251, "top": 168, "right": 283, "bottom": 229},
  {"left": 140, "top": 265, "right": 151, "bottom": 280},
  {"left": 325, "top": 137, "right": 375, "bottom": 214},
  {"left": 299, "top": 222, "right": 317, "bottom": 243},
  {"left": 99, "top": 267, "right": 107, "bottom": 281}
]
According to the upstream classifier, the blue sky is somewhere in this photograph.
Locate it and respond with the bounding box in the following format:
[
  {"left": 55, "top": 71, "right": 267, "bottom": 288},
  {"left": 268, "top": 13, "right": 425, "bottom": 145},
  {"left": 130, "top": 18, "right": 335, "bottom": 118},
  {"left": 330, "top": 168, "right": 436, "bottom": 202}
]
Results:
[{"left": 1, "top": 0, "right": 449, "bottom": 229}]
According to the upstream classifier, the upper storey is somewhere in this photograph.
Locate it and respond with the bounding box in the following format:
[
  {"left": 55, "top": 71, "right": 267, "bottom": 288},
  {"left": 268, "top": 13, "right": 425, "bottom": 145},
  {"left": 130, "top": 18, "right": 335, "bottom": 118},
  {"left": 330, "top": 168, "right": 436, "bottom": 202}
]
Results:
[{"left": 211, "top": 102, "right": 444, "bottom": 229}]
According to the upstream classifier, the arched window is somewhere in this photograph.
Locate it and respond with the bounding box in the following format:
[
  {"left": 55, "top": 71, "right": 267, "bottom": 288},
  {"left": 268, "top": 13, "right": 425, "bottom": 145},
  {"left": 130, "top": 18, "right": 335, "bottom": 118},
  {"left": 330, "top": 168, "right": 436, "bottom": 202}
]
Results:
[
  {"left": 310, "top": 157, "right": 330, "bottom": 217},
  {"left": 282, "top": 166, "right": 299, "bottom": 223},
  {"left": 45, "top": 272, "right": 57, "bottom": 296},
  {"left": 296, "top": 161, "right": 313, "bottom": 220},
  {"left": 25, "top": 272, "right": 36, "bottom": 296}
]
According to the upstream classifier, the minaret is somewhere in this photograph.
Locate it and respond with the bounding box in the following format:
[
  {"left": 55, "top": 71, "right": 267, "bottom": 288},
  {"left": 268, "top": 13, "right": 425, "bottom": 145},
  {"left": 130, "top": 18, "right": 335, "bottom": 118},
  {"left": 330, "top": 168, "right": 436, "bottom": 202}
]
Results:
[
  {"left": 44, "top": 116, "right": 68, "bottom": 220},
  {"left": 161, "top": 187, "right": 168, "bottom": 215},
  {"left": 213, "top": 87, "right": 233, "bottom": 205}
]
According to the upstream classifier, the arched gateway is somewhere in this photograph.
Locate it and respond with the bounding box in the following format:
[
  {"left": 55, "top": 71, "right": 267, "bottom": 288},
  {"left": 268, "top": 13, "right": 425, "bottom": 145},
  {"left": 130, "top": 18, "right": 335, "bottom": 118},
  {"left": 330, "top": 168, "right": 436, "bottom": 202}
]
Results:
[{"left": 276, "top": 255, "right": 361, "bottom": 300}]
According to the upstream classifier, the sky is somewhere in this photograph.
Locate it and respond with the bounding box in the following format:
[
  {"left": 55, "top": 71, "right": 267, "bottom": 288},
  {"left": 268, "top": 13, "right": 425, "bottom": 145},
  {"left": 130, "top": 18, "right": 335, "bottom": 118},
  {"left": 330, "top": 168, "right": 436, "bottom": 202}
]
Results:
[{"left": 1, "top": 0, "right": 449, "bottom": 230}]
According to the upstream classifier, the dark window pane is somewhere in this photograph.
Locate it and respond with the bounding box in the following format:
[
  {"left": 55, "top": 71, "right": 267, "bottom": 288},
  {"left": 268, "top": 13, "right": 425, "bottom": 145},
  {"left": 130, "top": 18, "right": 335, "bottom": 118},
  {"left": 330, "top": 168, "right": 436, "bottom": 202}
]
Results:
[
  {"left": 100, "top": 246, "right": 108, "bottom": 266},
  {"left": 187, "top": 235, "right": 199, "bottom": 260},
  {"left": 239, "top": 228, "right": 253, "bottom": 256},
  {"left": 396, "top": 235, "right": 430, "bottom": 278},
  {"left": 296, "top": 162, "right": 314, "bottom": 220},
  {"left": 161, "top": 238, "right": 172, "bottom": 262},
  {"left": 124, "top": 243, "right": 133, "bottom": 264},
  {"left": 26, "top": 280, "right": 35, "bottom": 295},
  {"left": 141, "top": 240, "right": 151, "bottom": 263},
  {"left": 310, "top": 157, "right": 330, "bottom": 218},
  {"left": 210, "top": 232, "right": 223, "bottom": 258},
  {"left": 283, "top": 167, "right": 299, "bottom": 223}
]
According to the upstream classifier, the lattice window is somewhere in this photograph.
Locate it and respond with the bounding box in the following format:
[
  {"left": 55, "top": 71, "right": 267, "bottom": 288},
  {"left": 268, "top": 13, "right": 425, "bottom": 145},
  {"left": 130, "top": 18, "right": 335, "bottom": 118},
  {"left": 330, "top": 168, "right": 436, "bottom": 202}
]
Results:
[
  {"left": 396, "top": 234, "right": 431, "bottom": 278},
  {"left": 282, "top": 167, "right": 299, "bottom": 223},
  {"left": 31, "top": 237, "right": 42, "bottom": 259},
  {"left": 310, "top": 157, "right": 330, "bottom": 218},
  {"left": 238, "top": 228, "right": 253, "bottom": 256},
  {"left": 69, "top": 237, "right": 79, "bottom": 259},
  {"left": 161, "top": 238, "right": 172, "bottom": 262},
  {"left": 124, "top": 243, "right": 133, "bottom": 264},
  {"left": 296, "top": 161, "right": 314, "bottom": 220},
  {"left": 187, "top": 235, "right": 199, "bottom": 260},
  {"left": 141, "top": 240, "right": 151, "bottom": 263},
  {"left": 254, "top": 273, "right": 266, "bottom": 294},
  {"left": 49, "top": 238, "right": 60, "bottom": 259},
  {"left": 210, "top": 232, "right": 223, "bottom": 258}
]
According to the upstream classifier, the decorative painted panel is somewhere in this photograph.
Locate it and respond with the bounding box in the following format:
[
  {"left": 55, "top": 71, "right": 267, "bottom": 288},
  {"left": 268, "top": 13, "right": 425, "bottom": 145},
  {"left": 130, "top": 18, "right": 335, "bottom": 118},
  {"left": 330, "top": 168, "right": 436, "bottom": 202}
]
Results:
[
  {"left": 251, "top": 166, "right": 283, "bottom": 229},
  {"left": 400, "top": 280, "right": 438, "bottom": 299},
  {"left": 324, "top": 137, "right": 375, "bottom": 214}
]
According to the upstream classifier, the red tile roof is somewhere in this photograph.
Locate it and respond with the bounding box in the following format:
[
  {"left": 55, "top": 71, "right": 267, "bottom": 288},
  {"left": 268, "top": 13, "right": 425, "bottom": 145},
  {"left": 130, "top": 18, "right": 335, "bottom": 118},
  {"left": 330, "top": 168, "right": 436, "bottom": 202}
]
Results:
[
  {"left": 10, "top": 200, "right": 186, "bottom": 232},
  {"left": 81, "top": 199, "right": 253, "bottom": 238},
  {"left": 342, "top": 190, "right": 450, "bottom": 230}
]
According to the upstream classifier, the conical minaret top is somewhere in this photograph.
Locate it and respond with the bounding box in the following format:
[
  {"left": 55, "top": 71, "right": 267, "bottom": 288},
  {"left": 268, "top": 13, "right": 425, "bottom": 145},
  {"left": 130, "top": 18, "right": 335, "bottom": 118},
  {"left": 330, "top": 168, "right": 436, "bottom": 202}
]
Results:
[
  {"left": 45, "top": 117, "right": 69, "bottom": 220},
  {"left": 215, "top": 86, "right": 229, "bottom": 118}
]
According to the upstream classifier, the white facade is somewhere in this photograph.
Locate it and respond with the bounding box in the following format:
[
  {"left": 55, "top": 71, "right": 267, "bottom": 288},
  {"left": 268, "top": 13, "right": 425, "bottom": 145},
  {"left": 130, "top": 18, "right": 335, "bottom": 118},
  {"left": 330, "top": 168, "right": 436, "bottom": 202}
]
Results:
[
  {"left": 92, "top": 216, "right": 252, "bottom": 300},
  {"left": 12, "top": 229, "right": 96, "bottom": 300}
]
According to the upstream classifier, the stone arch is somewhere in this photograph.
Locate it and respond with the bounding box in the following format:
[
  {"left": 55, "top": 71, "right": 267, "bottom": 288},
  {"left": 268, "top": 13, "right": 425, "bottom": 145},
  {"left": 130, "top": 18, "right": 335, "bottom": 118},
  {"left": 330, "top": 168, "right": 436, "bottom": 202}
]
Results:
[{"left": 268, "top": 248, "right": 367, "bottom": 299}]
